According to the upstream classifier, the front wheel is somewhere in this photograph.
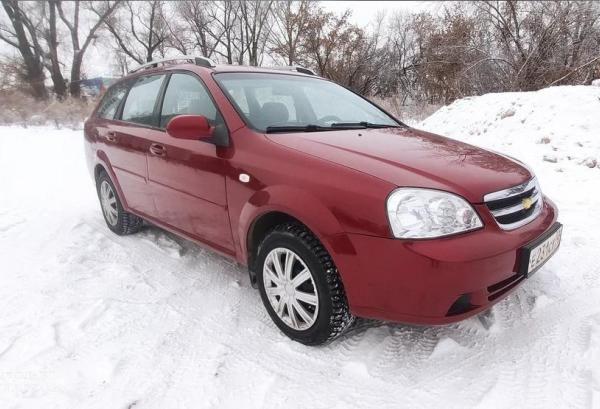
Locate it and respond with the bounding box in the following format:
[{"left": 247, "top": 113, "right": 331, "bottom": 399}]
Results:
[{"left": 256, "top": 223, "right": 354, "bottom": 345}]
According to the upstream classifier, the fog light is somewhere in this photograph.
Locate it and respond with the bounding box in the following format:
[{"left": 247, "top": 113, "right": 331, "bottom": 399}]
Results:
[{"left": 446, "top": 294, "right": 473, "bottom": 316}]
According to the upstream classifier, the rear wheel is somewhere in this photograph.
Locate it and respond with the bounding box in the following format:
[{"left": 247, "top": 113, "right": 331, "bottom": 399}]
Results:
[
  {"left": 256, "top": 223, "right": 354, "bottom": 345},
  {"left": 96, "top": 172, "right": 143, "bottom": 235}
]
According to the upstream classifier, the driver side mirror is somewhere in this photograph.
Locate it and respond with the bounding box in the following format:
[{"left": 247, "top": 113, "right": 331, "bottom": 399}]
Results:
[{"left": 166, "top": 115, "right": 213, "bottom": 141}]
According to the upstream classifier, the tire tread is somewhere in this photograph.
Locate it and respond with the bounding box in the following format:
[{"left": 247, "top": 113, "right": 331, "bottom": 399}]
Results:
[
  {"left": 97, "top": 171, "right": 143, "bottom": 236},
  {"left": 261, "top": 223, "right": 355, "bottom": 344}
]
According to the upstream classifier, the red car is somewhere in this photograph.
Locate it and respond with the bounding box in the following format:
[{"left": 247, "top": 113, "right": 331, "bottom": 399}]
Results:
[{"left": 84, "top": 57, "right": 562, "bottom": 345}]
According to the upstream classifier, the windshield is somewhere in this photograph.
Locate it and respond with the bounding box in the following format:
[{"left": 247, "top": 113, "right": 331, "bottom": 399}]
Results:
[{"left": 214, "top": 72, "right": 399, "bottom": 132}]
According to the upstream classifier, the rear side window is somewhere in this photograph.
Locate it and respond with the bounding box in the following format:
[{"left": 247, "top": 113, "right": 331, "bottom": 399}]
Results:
[
  {"left": 96, "top": 82, "right": 128, "bottom": 119},
  {"left": 159, "top": 73, "right": 219, "bottom": 128},
  {"left": 121, "top": 75, "right": 165, "bottom": 126}
]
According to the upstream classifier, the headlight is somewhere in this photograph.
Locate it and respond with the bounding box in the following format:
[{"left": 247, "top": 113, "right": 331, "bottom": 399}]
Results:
[{"left": 386, "top": 188, "right": 483, "bottom": 239}]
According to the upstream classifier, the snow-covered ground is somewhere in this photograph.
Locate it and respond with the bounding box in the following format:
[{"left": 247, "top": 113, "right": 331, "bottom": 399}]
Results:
[{"left": 1, "top": 85, "right": 599, "bottom": 409}]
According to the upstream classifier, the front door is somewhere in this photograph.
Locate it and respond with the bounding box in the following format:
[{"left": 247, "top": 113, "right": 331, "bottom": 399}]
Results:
[{"left": 147, "top": 72, "right": 234, "bottom": 254}]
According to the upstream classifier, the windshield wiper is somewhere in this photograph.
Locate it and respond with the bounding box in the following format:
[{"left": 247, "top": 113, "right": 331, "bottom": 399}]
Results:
[
  {"left": 331, "top": 121, "right": 401, "bottom": 129},
  {"left": 265, "top": 122, "right": 402, "bottom": 133},
  {"left": 265, "top": 124, "right": 336, "bottom": 133}
]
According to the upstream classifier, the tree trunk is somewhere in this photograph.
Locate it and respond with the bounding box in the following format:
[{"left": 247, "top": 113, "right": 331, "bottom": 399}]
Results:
[
  {"left": 1, "top": 0, "right": 48, "bottom": 100},
  {"left": 47, "top": 1, "right": 67, "bottom": 99},
  {"left": 25, "top": 59, "right": 48, "bottom": 100},
  {"left": 56, "top": 0, "right": 120, "bottom": 98},
  {"left": 48, "top": 62, "right": 67, "bottom": 99},
  {"left": 69, "top": 53, "right": 83, "bottom": 98}
]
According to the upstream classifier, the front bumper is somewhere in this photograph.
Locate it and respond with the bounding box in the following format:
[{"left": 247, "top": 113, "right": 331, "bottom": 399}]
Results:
[{"left": 336, "top": 197, "right": 559, "bottom": 324}]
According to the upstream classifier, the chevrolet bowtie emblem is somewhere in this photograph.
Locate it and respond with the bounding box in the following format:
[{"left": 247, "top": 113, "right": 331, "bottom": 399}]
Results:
[{"left": 522, "top": 197, "right": 533, "bottom": 210}]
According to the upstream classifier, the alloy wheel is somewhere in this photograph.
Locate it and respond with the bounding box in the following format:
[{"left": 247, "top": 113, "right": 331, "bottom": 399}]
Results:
[
  {"left": 100, "top": 180, "right": 118, "bottom": 226},
  {"left": 262, "top": 247, "right": 319, "bottom": 330}
]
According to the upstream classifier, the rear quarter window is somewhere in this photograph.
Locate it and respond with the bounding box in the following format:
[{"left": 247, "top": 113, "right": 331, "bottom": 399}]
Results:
[{"left": 96, "top": 82, "right": 128, "bottom": 119}]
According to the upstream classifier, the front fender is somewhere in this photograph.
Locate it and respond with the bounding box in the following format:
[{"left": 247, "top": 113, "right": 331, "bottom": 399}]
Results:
[
  {"left": 238, "top": 185, "right": 358, "bottom": 265},
  {"left": 237, "top": 185, "right": 367, "bottom": 314}
]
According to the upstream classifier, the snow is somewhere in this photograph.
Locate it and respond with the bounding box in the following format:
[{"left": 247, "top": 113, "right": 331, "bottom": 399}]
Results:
[{"left": 1, "top": 85, "right": 599, "bottom": 408}]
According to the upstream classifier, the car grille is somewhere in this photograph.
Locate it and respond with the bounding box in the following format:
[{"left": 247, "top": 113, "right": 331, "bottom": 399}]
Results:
[{"left": 484, "top": 178, "right": 543, "bottom": 230}]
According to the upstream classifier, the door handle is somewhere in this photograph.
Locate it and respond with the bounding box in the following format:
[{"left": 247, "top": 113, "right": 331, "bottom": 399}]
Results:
[
  {"left": 105, "top": 131, "right": 117, "bottom": 142},
  {"left": 149, "top": 143, "right": 166, "bottom": 156}
]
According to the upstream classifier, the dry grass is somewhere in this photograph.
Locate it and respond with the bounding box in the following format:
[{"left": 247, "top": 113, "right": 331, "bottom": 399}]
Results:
[{"left": 0, "top": 91, "right": 96, "bottom": 129}]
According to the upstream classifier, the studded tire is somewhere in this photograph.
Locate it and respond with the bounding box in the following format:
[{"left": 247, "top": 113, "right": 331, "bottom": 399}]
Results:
[
  {"left": 96, "top": 171, "right": 143, "bottom": 236},
  {"left": 256, "top": 223, "right": 355, "bottom": 345}
]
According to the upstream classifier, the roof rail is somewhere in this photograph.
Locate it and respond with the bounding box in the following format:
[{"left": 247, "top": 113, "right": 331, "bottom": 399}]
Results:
[
  {"left": 129, "top": 55, "right": 216, "bottom": 74},
  {"left": 269, "top": 65, "right": 317, "bottom": 76}
]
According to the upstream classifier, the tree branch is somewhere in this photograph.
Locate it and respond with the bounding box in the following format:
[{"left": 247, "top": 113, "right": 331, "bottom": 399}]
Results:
[{"left": 548, "top": 54, "right": 600, "bottom": 86}]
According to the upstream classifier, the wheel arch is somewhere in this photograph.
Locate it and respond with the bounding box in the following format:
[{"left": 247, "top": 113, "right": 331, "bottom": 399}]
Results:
[
  {"left": 92, "top": 151, "right": 129, "bottom": 210},
  {"left": 239, "top": 186, "right": 358, "bottom": 288},
  {"left": 94, "top": 163, "right": 107, "bottom": 181},
  {"left": 246, "top": 211, "right": 303, "bottom": 271}
]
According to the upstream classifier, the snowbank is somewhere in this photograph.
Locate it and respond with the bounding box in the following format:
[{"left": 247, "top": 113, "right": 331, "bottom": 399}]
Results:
[
  {"left": 0, "top": 86, "right": 599, "bottom": 409},
  {"left": 418, "top": 85, "right": 600, "bottom": 172}
]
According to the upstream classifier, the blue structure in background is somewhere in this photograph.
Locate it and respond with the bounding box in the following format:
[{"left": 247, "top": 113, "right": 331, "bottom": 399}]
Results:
[{"left": 78, "top": 77, "right": 118, "bottom": 97}]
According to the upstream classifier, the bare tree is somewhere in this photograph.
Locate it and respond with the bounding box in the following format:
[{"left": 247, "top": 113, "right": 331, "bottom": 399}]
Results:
[
  {"left": 289, "top": 7, "right": 383, "bottom": 93},
  {"left": 102, "top": 0, "right": 170, "bottom": 65},
  {"left": 270, "top": 0, "right": 316, "bottom": 65},
  {"left": 2, "top": 0, "right": 600, "bottom": 104},
  {"left": 544, "top": 1, "right": 600, "bottom": 85},
  {"left": 1, "top": 1, "right": 76, "bottom": 99},
  {"left": 378, "top": 11, "right": 425, "bottom": 101},
  {"left": 0, "top": 0, "right": 48, "bottom": 99},
  {"left": 303, "top": 9, "right": 346, "bottom": 76},
  {"left": 41, "top": 1, "right": 68, "bottom": 99},
  {"left": 173, "top": 1, "right": 219, "bottom": 58},
  {"left": 377, "top": 1, "right": 600, "bottom": 104},
  {"left": 207, "top": 0, "right": 240, "bottom": 64},
  {"left": 238, "top": 0, "right": 274, "bottom": 66},
  {"left": 56, "top": 0, "right": 120, "bottom": 98},
  {"left": 111, "top": 50, "right": 130, "bottom": 76},
  {"left": 474, "top": 0, "right": 600, "bottom": 91}
]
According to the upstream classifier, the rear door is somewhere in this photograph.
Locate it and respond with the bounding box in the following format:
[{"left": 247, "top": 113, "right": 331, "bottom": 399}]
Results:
[
  {"left": 108, "top": 74, "right": 167, "bottom": 217},
  {"left": 147, "top": 72, "right": 234, "bottom": 253},
  {"left": 93, "top": 79, "right": 129, "bottom": 171}
]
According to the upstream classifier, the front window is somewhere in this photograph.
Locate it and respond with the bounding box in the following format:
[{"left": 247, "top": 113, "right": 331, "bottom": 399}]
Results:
[
  {"left": 214, "top": 73, "right": 399, "bottom": 132},
  {"left": 160, "top": 73, "right": 221, "bottom": 128}
]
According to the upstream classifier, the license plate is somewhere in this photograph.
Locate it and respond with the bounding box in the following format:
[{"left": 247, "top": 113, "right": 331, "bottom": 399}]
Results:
[{"left": 518, "top": 223, "right": 562, "bottom": 277}]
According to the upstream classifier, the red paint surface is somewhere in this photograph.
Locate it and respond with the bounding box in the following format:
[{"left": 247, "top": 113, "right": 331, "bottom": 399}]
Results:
[{"left": 166, "top": 114, "right": 213, "bottom": 140}]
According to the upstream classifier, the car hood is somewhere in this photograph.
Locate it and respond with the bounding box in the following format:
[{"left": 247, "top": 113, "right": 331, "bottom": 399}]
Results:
[{"left": 265, "top": 127, "right": 532, "bottom": 203}]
